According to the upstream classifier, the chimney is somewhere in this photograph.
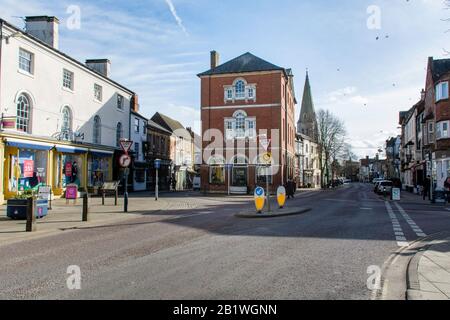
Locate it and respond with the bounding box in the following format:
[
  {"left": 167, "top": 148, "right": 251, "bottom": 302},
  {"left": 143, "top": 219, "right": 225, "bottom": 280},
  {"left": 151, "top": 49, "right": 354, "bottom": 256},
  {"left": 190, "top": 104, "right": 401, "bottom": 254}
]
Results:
[
  {"left": 210, "top": 50, "right": 219, "bottom": 69},
  {"left": 421, "top": 89, "right": 425, "bottom": 101},
  {"left": 131, "top": 94, "right": 139, "bottom": 112},
  {"left": 85, "top": 59, "right": 111, "bottom": 78},
  {"left": 25, "top": 16, "right": 59, "bottom": 49}
]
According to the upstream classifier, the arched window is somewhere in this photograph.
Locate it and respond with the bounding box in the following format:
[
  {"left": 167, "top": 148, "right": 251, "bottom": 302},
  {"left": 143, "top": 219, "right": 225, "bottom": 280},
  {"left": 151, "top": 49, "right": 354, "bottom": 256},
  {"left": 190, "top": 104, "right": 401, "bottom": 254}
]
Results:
[
  {"left": 116, "top": 122, "right": 123, "bottom": 147},
  {"left": 16, "top": 94, "right": 31, "bottom": 133},
  {"left": 93, "top": 115, "right": 101, "bottom": 144},
  {"left": 61, "top": 106, "right": 72, "bottom": 140},
  {"left": 234, "top": 79, "right": 246, "bottom": 99}
]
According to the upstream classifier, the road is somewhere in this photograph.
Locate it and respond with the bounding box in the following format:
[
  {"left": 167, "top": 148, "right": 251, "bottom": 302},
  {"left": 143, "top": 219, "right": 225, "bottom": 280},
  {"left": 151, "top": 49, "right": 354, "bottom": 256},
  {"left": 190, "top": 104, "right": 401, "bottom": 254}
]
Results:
[{"left": 1, "top": 183, "right": 449, "bottom": 300}]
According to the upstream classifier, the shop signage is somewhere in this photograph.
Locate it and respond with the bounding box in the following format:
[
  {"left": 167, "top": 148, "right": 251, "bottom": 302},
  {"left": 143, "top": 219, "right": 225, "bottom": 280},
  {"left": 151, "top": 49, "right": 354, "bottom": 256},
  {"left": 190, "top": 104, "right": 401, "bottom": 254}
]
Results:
[
  {"left": 119, "top": 154, "right": 131, "bottom": 168},
  {"left": 38, "top": 186, "right": 51, "bottom": 201},
  {"left": 1, "top": 116, "right": 16, "bottom": 130},
  {"left": 23, "top": 160, "right": 34, "bottom": 178},
  {"left": 65, "top": 162, "right": 73, "bottom": 177},
  {"left": 66, "top": 184, "right": 78, "bottom": 200}
]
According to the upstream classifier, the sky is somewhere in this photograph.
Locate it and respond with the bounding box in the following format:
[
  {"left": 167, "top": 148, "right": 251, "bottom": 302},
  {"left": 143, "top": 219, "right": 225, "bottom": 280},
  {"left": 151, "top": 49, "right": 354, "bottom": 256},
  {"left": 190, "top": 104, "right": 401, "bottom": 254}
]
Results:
[{"left": 1, "top": 0, "right": 449, "bottom": 159}]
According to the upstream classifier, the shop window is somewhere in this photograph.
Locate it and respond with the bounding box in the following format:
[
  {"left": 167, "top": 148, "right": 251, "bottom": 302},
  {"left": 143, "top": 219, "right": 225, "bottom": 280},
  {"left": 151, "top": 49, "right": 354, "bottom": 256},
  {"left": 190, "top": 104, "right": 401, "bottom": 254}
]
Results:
[
  {"left": 9, "top": 149, "right": 48, "bottom": 192},
  {"left": 88, "top": 156, "right": 110, "bottom": 187},
  {"left": 209, "top": 156, "right": 225, "bottom": 184},
  {"left": 55, "top": 154, "right": 83, "bottom": 188},
  {"left": 135, "top": 169, "right": 146, "bottom": 183}
]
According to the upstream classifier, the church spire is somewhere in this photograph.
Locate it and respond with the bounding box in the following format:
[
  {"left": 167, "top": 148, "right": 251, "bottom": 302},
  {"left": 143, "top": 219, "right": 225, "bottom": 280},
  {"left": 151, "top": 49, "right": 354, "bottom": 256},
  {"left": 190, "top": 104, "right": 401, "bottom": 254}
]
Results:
[{"left": 297, "top": 71, "right": 318, "bottom": 141}]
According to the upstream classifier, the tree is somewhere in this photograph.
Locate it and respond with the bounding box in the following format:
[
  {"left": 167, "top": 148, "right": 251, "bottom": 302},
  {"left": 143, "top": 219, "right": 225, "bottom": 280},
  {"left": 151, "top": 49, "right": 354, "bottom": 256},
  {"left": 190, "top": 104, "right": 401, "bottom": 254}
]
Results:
[{"left": 316, "top": 110, "right": 347, "bottom": 187}]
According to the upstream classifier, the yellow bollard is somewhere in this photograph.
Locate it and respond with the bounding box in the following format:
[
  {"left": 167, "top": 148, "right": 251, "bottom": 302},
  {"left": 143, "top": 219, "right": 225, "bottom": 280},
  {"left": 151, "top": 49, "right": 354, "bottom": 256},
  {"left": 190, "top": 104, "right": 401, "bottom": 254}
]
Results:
[
  {"left": 254, "top": 187, "right": 265, "bottom": 213},
  {"left": 277, "top": 186, "right": 286, "bottom": 209}
]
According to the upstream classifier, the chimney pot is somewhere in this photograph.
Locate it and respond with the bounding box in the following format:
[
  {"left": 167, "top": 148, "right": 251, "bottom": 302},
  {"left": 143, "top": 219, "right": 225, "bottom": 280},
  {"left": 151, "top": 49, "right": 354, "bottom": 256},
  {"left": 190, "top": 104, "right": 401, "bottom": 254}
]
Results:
[
  {"left": 210, "top": 51, "right": 219, "bottom": 69},
  {"left": 25, "top": 16, "right": 59, "bottom": 49}
]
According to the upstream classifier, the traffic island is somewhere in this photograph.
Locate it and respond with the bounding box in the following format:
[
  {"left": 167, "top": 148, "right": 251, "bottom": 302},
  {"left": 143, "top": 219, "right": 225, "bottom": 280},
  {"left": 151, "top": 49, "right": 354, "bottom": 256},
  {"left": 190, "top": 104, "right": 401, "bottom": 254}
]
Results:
[{"left": 235, "top": 207, "right": 311, "bottom": 219}]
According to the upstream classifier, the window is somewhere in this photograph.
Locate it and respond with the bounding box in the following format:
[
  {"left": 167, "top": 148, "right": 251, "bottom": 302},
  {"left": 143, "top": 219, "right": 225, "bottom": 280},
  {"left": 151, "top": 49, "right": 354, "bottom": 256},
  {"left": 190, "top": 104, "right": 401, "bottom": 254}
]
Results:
[
  {"left": 94, "top": 84, "right": 103, "bottom": 101},
  {"left": 93, "top": 115, "right": 101, "bottom": 144},
  {"left": 235, "top": 80, "right": 246, "bottom": 99},
  {"left": 134, "top": 118, "right": 140, "bottom": 133},
  {"left": 116, "top": 122, "right": 123, "bottom": 147},
  {"left": 224, "top": 110, "right": 256, "bottom": 140},
  {"left": 235, "top": 113, "right": 246, "bottom": 138},
  {"left": 16, "top": 94, "right": 31, "bottom": 133},
  {"left": 117, "top": 94, "right": 124, "bottom": 110},
  {"left": 248, "top": 87, "right": 255, "bottom": 99},
  {"left": 437, "top": 121, "right": 450, "bottom": 140},
  {"left": 436, "top": 82, "right": 449, "bottom": 102},
  {"left": 135, "top": 142, "right": 139, "bottom": 160},
  {"left": 19, "top": 49, "right": 33, "bottom": 74},
  {"left": 209, "top": 157, "right": 225, "bottom": 184},
  {"left": 143, "top": 122, "right": 147, "bottom": 134},
  {"left": 61, "top": 106, "right": 72, "bottom": 140},
  {"left": 63, "top": 69, "right": 74, "bottom": 90},
  {"left": 225, "top": 88, "right": 233, "bottom": 100}
]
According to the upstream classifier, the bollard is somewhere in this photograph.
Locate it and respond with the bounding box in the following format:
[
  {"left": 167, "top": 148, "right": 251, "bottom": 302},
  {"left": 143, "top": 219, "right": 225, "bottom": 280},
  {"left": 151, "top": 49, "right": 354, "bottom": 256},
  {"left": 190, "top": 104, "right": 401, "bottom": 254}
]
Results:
[
  {"left": 102, "top": 190, "right": 105, "bottom": 205},
  {"left": 26, "top": 197, "right": 36, "bottom": 232},
  {"left": 115, "top": 188, "right": 118, "bottom": 206},
  {"left": 82, "top": 193, "right": 89, "bottom": 222}
]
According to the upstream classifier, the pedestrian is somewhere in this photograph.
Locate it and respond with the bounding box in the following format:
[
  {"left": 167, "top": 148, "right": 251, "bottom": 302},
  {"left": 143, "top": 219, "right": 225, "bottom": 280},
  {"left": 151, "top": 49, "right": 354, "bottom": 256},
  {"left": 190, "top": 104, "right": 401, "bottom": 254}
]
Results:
[
  {"left": 444, "top": 177, "right": 450, "bottom": 202},
  {"left": 423, "top": 175, "right": 431, "bottom": 201}
]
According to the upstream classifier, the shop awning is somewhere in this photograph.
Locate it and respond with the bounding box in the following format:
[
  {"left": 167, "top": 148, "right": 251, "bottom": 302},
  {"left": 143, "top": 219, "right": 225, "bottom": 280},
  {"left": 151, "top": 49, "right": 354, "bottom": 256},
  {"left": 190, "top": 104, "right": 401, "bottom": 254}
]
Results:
[
  {"left": 90, "top": 149, "right": 114, "bottom": 157},
  {"left": 6, "top": 140, "right": 53, "bottom": 151},
  {"left": 55, "top": 145, "right": 88, "bottom": 154}
]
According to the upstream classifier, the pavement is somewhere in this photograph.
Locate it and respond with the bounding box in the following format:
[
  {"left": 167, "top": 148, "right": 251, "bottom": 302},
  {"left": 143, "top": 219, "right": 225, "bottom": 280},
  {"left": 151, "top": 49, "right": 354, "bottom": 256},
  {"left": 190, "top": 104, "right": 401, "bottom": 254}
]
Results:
[{"left": 0, "top": 184, "right": 449, "bottom": 300}]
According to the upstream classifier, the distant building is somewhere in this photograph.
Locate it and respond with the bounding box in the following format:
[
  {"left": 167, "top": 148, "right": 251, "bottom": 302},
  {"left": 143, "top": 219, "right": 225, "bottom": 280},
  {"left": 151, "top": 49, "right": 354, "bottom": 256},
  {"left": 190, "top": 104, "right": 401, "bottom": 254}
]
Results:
[
  {"left": 385, "top": 135, "right": 401, "bottom": 180},
  {"left": 197, "top": 51, "right": 297, "bottom": 194},
  {"left": 130, "top": 109, "right": 148, "bottom": 191},
  {"left": 296, "top": 72, "right": 321, "bottom": 188}
]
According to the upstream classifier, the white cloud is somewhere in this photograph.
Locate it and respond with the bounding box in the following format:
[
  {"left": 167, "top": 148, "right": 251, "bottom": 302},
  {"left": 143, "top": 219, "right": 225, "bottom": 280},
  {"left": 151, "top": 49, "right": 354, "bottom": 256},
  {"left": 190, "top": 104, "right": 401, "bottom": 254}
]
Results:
[{"left": 164, "top": 0, "right": 188, "bottom": 36}]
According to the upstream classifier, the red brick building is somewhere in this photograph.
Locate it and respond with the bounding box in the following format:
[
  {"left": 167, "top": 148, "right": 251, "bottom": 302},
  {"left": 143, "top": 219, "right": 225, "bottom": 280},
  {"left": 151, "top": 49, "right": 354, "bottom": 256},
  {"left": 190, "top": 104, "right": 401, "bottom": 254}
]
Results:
[{"left": 197, "top": 51, "right": 297, "bottom": 194}]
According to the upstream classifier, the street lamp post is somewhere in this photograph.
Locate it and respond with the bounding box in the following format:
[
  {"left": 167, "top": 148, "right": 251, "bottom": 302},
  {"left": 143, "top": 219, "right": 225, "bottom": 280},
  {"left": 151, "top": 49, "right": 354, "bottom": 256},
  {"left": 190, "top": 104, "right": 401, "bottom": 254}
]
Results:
[{"left": 155, "top": 159, "right": 161, "bottom": 201}]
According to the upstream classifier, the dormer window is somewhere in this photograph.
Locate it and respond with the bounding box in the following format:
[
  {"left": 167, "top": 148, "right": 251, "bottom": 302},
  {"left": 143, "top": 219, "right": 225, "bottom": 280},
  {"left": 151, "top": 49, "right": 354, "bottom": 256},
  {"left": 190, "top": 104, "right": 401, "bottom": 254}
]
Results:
[{"left": 435, "top": 81, "right": 449, "bottom": 102}]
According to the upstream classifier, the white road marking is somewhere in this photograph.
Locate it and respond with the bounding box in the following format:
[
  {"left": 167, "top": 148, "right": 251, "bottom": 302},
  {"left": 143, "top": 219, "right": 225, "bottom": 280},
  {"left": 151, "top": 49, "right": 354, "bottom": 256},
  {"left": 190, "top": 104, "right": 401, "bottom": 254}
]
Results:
[
  {"left": 385, "top": 201, "right": 409, "bottom": 247},
  {"left": 393, "top": 202, "right": 427, "bottom": 238}
]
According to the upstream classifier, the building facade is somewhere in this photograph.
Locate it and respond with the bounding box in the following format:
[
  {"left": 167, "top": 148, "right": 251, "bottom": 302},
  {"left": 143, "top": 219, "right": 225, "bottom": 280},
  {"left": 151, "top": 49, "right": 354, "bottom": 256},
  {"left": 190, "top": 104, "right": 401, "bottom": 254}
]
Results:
[
  {"left": 198, "top": 51, "right": 297, "bottom": 194},
  {"left": 0, "top": 16, "right": 134, "bottom": 203},
  {"left": 130, "top": 110, "right": 148, "bottom": 191}
]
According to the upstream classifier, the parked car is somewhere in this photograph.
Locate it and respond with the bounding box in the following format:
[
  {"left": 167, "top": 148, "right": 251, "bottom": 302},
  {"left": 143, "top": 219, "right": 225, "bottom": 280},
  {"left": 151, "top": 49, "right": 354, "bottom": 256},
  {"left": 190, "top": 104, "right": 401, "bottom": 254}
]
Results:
[
  {"left": 376, "top": 181, "right": 393, "bottom": 195},
  {"left": 374, "top": 181, "right": 381, "bottom": 193},
  {"left": 372, "top": 178, "right": 383, "bottom": 184}
]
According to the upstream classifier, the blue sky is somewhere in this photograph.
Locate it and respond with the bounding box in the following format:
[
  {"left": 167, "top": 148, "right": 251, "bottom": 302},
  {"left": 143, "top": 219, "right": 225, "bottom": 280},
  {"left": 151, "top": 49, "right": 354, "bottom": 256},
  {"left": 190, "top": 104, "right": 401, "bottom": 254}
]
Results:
[{"left": 1, "top": 0, "right": 448, "bottom": 158}]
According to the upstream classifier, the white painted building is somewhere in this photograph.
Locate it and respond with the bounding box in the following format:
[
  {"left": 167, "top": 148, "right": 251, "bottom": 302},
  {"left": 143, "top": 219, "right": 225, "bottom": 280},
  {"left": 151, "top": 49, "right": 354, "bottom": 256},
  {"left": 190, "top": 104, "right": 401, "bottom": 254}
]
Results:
[{"left": 0, "top": 16, "right": 136, "bottom": 202}]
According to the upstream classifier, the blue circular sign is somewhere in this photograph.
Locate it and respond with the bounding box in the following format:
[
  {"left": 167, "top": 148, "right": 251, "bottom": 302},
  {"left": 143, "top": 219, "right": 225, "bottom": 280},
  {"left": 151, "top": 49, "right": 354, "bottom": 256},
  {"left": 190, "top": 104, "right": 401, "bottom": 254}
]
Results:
[{"left": 255, "top": 187, "right": 264, "bottom": 197}]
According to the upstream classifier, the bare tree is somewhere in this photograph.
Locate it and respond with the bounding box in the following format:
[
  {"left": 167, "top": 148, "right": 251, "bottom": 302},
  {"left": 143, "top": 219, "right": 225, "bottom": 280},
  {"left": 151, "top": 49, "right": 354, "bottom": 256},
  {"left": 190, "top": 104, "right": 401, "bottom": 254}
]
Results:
[{"left": 316, "top": 110, "right": 347, "bottom": 187}]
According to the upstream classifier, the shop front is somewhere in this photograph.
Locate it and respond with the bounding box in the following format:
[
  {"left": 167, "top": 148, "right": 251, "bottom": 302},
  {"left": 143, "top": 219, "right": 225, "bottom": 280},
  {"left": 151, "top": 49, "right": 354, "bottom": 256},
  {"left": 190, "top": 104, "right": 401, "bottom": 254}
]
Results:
[
  {"left": 2, "top": 139, "right": 53, "bottom": 200},
  {"left": 52, "top": 146, "right": 88, "bottom": 196},
  {"left": 87, "top": 150, "right": 113, "bottom": 194}
]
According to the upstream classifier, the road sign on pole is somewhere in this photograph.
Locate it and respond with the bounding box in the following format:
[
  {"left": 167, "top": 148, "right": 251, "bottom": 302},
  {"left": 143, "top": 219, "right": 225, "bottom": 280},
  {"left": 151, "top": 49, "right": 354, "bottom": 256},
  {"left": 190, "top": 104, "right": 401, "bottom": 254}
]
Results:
[
  {"left": 119, "top": 139, "right": 133, "bottom": 154},
  {"left": 119, "top": 154, "right": 131, "bottom": 168}
]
